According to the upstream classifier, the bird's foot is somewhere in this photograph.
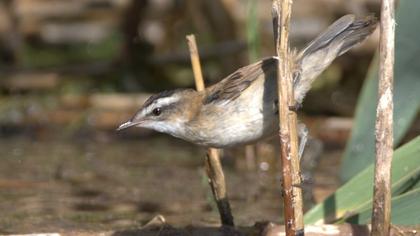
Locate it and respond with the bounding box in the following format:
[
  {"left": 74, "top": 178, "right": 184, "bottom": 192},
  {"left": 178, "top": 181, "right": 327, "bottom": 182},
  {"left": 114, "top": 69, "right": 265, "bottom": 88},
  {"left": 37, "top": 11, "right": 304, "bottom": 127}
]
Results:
[{"left": 289, "top": 102, "right": 303, "bottom": 112}]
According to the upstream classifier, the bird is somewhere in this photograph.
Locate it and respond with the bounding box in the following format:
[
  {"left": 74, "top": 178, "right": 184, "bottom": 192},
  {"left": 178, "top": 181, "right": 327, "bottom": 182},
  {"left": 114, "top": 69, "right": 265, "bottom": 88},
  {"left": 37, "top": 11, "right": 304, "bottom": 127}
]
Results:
[{"left": 117, "top": 15, "right": 377, "bottom": 148}]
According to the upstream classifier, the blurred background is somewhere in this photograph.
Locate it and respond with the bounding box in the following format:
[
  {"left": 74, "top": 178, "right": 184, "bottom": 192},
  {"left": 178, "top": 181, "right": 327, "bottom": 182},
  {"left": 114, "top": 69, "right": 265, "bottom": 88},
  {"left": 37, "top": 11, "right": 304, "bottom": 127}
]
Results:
[{"left": 1, "top": 0, "right": 413, "bottom": 234}]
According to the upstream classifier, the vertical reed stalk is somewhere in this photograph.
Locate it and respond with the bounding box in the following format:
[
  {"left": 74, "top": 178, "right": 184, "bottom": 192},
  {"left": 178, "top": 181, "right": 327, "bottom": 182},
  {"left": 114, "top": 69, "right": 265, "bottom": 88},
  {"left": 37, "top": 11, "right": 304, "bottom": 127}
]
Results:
[
  {"left": 271, "top": 0, "right": 304, "bottom": 235},
  {"left": 186, "top": 34, "right": 234, "bottom": 226},
  {"left": 371, "top": 0, "right": 395, "bottom": 235}
]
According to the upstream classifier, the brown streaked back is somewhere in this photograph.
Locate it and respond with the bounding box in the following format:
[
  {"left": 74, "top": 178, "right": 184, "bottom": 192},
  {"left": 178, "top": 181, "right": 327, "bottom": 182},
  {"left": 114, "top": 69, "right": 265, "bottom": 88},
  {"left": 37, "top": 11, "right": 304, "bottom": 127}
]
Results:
[{"left": 203, "top": 57, "right": 278, "bottom": 105}]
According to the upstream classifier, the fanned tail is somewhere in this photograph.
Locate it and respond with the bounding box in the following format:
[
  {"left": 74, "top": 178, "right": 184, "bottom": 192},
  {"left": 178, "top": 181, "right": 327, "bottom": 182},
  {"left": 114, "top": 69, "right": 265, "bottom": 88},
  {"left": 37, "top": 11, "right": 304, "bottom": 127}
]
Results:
[{"left": 294, "top": 15, "right": 377, "bottom": 103}]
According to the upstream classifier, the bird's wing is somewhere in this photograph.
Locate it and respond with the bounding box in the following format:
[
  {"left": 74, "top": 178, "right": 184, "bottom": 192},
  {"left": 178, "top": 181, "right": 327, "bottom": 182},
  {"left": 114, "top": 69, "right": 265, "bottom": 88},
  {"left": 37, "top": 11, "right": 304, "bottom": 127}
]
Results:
[{"left": 203, "top": 57, "right": 277, "bottom": 105}]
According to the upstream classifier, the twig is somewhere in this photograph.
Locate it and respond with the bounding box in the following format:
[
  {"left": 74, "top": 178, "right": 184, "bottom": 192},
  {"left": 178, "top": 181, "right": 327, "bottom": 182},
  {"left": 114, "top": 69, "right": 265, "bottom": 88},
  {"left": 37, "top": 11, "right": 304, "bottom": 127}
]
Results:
[
  {"left": 371, "top": 0, "right": 395, "bottom": 235},
  {"left": 205, "top": 149, "right": 234, "bottom": 226},
  {"left": 271, "top": 1, "right": 304, "bottom": 235},
  {"left": 186, "top": 34, "right": 234, "bottom": 226},
  {"left": 186, "top": 35, "right": 205, "bottom": 91}
]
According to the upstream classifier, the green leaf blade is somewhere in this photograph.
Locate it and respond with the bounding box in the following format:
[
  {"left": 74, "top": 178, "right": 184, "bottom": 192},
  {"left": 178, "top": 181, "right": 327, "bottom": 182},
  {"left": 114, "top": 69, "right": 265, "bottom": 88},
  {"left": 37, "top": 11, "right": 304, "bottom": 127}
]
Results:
[
  {"left": 340, "top": 0, "right": 420, "bottom": 182},
  {"left": 304, "top": 136, "right": 420, "bottom": 225},
  {"left": 346, "top": 188, "right": 420, "bottom": 225}
]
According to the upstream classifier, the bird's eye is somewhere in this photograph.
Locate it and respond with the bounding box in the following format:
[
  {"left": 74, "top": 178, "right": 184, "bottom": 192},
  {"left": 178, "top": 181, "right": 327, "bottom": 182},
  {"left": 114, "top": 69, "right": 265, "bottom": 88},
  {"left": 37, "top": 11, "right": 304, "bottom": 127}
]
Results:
[{"left": 152, "top": 108, "right": 161, "bottom": 116}]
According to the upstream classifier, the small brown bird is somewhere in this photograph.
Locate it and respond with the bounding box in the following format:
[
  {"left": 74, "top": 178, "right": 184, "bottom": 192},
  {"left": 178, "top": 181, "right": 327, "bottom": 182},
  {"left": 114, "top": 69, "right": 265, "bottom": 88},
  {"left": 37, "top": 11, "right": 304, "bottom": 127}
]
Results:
[{"left": 118, "top": 15, "right": 377, "bottom": 148}]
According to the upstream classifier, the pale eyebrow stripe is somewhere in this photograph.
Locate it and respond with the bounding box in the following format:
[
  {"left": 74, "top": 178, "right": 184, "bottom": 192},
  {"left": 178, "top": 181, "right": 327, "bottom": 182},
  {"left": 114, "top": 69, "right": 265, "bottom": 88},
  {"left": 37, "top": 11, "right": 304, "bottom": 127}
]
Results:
[
  {"left": 156, "top": 96, "right": 179, "bottom": 106},
  {"left": 143, "top": 96, "right": 180, "bottom": 115}
]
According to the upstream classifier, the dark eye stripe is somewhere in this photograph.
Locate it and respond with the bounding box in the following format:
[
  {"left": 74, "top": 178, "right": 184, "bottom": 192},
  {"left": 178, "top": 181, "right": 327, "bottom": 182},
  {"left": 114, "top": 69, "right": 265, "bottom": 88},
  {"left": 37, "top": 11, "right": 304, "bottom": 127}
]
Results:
[{"left": 147, "top": 103, "right": 179, "bottom": 117}]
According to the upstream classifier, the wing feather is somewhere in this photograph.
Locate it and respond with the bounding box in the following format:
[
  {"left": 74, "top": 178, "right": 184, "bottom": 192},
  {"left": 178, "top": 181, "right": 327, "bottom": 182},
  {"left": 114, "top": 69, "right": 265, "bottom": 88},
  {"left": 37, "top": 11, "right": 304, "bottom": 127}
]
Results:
[{"left": 203, "top": 57, "right": 277, "bottom": 104}]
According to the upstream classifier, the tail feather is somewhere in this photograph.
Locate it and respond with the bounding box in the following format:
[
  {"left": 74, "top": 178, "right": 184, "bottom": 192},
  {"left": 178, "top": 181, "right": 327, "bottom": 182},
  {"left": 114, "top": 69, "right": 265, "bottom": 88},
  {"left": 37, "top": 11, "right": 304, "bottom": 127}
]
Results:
[{"left": 294, "top": 15, "right": 377, "bottom": 103}]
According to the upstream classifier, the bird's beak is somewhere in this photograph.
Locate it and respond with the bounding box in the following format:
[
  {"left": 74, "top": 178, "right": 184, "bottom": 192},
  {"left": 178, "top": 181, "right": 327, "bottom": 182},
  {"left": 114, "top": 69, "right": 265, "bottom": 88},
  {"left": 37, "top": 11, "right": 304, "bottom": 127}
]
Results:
[{"left": 116, "top": 120, "right": 142, "bottom": 131}]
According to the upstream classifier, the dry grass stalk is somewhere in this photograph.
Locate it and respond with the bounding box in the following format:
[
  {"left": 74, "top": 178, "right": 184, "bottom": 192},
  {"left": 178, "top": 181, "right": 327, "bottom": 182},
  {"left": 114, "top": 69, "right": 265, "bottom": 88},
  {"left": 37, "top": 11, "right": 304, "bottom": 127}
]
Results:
[
  {"left": 271, "top": 0, "right": 304, "bottom": 235},
  {"left": 371, "top": 0, "right": 395, "bottom": 235},
  {"left": 186, "top": 34, "right": 234, "bottom": 226}
]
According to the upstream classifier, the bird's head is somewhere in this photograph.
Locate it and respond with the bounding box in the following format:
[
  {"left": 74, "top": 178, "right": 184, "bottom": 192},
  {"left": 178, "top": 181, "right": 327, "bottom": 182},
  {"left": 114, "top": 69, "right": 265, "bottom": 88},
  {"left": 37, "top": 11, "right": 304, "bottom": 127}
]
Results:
[{"left": 117, "top": 89, "right": 198, "bottom": 137}]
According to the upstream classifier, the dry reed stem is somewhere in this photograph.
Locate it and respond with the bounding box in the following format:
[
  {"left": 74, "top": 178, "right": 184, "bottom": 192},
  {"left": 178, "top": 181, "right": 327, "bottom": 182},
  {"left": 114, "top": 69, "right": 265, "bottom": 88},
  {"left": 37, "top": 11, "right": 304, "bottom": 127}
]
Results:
[
  {"left": 271, "top": 0, "right": 304, "bottom": 235},
  {"left": 371, "top": 0, "right": 395, "bottom": 235},
  {"left": 186, "top": 34, "right": 234, "bottom": 226}
]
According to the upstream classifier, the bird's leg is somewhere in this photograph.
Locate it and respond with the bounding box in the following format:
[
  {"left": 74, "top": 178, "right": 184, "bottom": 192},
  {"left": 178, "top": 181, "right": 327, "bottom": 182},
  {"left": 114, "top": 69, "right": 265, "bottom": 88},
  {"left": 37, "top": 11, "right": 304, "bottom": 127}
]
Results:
[
  {"left": 281, "top": 123, "right": 309, "bottom": 190},
  {"left": 274, "top": 99, "right": 305, "bottom": 156},
  {"left": 297, "top": 123, "right": 308, "bottom": 160},
  {"left": 289, "top": 72, "right": 303, "bottom": 112}
]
